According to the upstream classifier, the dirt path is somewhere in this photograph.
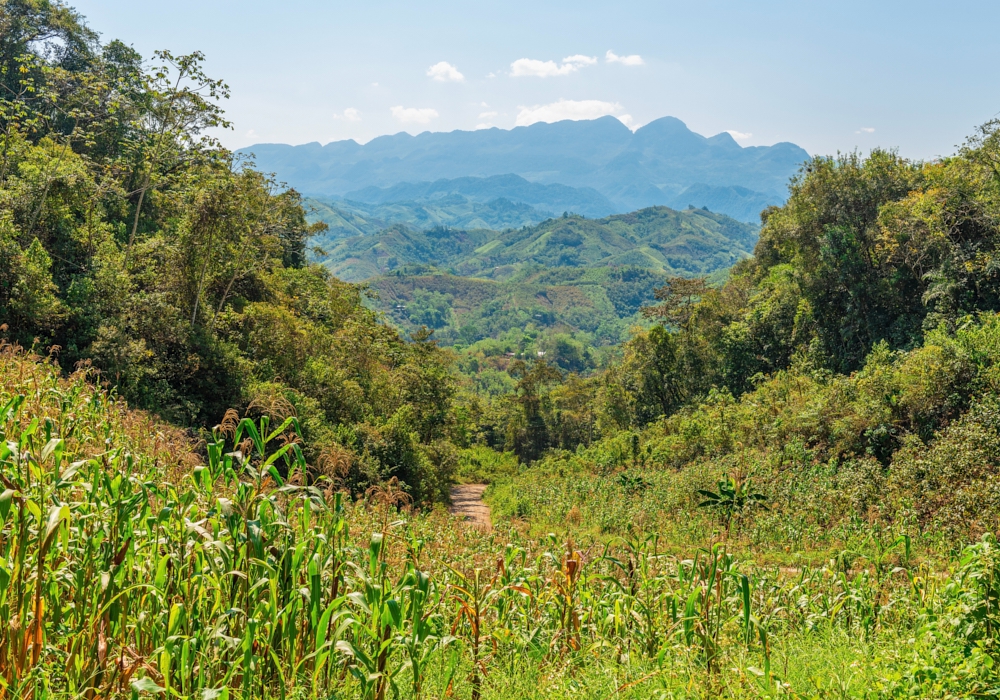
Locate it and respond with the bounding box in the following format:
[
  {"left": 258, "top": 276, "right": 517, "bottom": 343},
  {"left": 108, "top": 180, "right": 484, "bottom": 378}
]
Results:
[{"left": 449, "top": 484, "right": 491, "bottom": 529}]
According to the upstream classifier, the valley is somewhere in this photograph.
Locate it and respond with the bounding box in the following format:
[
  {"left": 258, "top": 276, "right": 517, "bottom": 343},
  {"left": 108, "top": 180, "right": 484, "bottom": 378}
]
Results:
[{"left": 3, "top": 2, "right": 1000, "bottom": 698}]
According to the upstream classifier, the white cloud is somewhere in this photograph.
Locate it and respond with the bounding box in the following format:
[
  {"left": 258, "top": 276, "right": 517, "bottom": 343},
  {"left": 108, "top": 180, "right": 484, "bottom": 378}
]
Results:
[
  {"left": 510, "top": 59, "right": 575, "bottom": 77},
  {"left": 510, "top": 55, "right": 596, "bottom": 77},
  {"left": 857, "top": 127, "right": 875, "bottom": 133},
  {"left": 606, "top": 50, "right": 645, "bottom": 66},
  {"left": 474, "top": 123, "right": 495, "bottom": 130},
  {"left": 391, "top": 106, "right": 439, "bottom": 124},
  {"left": 515, "top": 99, "right": 623, "bottom": 126},
  {"left": 726, "top": 130, "right": 752, "bottom": 141},
  {"left": 479, "top": 111, "right": 498, "bottom": 119},
  {"left": 427, "top": 61, "right": 464, "bottom": 82},
  {"left": 333, "top": 108, "right": 362, "bottom": 122},
  {"left": 487, "top": 72, "right": 497, "bottom": 78},
  {"left": 618, "top": 114, "right": 635, "bottom": 129}
]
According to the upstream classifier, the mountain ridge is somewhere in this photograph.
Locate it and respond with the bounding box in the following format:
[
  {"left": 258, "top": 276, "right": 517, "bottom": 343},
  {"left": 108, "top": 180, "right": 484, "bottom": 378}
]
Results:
[
  {"left": 305, "top": 194, "right": 557, "bottom": 240},
  {"left": 346, "top": 173, "right": 616, "bottom": 218},
  {"left": 242, "top": 116, "right": 809, "bottom": 217}
]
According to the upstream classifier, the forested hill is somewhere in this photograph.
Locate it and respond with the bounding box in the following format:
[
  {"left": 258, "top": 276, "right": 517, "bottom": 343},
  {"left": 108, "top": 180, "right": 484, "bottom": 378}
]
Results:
[
  {"left": 15, "top": 2, "right": 1000, "bottom": 695},
  {"left": 314, "top": 205, "right": 757, "bottom": 282},
  {"left": 242, "top": 116, "right": 809, "bottom": 216}
]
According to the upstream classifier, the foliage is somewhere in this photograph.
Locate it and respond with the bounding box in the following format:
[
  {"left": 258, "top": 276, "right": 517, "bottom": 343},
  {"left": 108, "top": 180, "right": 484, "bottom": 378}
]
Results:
[
  {"left": 697, "top": 473, "right": 768, "bottom": 536},
  {"left": 369, "top": 266, "right": 659, "bottom": 349},
  {"left": 5, "top": 347, "right": 1000, "bottom": 698},
  {"left": 11, "top": 4, "right": 1000, "bottom": 697},
  {"left": 0, "top": 0, "right": 458, "bottom": 503}
]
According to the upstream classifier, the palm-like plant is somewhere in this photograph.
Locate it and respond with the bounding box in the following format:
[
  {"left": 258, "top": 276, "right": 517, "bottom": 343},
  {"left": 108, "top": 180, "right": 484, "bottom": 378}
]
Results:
[{"left": 697, "top": 474, "right": 768, "bottom": 537}]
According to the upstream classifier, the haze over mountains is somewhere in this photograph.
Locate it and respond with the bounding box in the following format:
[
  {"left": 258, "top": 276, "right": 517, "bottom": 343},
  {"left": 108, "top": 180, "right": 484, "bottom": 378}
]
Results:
[
  {"left": 349, "top": 174, "right": 617, "bottom": 218},
  {"left": 243, "top": 116, "right": 810, "bottom": 225}
]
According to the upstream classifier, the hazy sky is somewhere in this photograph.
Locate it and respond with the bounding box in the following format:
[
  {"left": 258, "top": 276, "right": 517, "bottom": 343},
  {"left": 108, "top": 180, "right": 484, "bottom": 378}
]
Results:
[{"left": 70, "top": 0, "right": 999, "bottom": 160}]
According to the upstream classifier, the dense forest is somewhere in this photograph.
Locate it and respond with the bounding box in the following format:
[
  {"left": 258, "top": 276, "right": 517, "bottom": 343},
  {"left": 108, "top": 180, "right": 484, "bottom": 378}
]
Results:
[{"left": 6, "top": 1, "right": 1000, "bottom": 697}]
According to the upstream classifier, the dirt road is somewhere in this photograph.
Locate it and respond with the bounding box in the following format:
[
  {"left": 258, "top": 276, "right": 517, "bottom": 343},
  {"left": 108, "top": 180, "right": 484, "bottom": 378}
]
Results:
[{"left": 449, "top": 484, "right": 491, "bottom": 529}]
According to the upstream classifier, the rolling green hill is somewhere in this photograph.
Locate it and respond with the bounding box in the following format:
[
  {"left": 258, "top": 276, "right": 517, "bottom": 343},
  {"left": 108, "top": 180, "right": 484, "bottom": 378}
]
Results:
[
  {"left": 316, "top": 205, "right": 757, "bottom": 283},
  {"left": 316, "top": 224, "right": 496, "bottom": 281},
  {"left": 453, "top": 206, "right": 756, "bottom": 277}
]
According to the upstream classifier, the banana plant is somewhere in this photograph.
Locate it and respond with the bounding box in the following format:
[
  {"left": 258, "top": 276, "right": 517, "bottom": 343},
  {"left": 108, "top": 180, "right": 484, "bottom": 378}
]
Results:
[{"left": 697, "top": 474, "right": 768, "bottom": 537}]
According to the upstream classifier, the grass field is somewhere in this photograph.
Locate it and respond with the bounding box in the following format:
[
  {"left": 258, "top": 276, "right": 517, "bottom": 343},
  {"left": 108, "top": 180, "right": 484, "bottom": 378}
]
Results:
[{"left": 2, "top": 343, "right": 999, "bottom": 699}]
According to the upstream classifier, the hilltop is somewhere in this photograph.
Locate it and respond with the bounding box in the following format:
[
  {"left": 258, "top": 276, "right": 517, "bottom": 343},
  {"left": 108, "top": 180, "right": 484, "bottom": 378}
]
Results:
[
  {"left": 302, "top": 174, "right": 619, "bottom": 240},
  {"left": 317, "top": 205, "right": 757, "bottom": 348}
]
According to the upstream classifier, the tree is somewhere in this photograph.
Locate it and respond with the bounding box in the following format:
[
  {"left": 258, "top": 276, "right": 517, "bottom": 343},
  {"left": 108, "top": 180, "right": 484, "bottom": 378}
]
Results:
[
  {"left": 642, "top": 276, "right": 711, "bottom": 330},
  {"left": 0, "top": 215, "right": 64, "bottom": 340},
  {"left": 506, "top": 359, "right": 561, "bottom": 462},
  {"left": 123, "top": 50, "right": 230, "bottom": 261},
  {"left": 599, "top": 325, "right": 685, "bottom": 428},
  {"left": 0, "top": 0, "right": 98, "bottom": 98},
  {"left": 754, "top": 150, "right": 923, "bottom": 372}
]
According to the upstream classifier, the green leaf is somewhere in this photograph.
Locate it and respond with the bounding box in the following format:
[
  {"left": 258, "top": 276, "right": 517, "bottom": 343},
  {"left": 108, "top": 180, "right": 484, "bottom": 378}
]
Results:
[
  {"left": 59, "top": 460, "right": 85, "bottom": 483},
  {"left": 0, "top": 489, "right": 15, "bottom": 523},
  {"left": 383, "top": 599, "right": 403, "bottom": 629},
  {"left": 41, "top": 504, "right": 69, "bottom": 556},
  {"left": 260, "top": 443, "right": 293, "bottom": 471},
  {"left": 154, "top": 555, "right": 168, "bottom": 590},
  {"left": 20, "top": 417, "right": 38, "bottom": 443},
  {"left": 40, "top": 437, "right": 62, "bottom": 462},
  {"left": 266, "top": 463, "right": 284, "bottom": 486},
  {"left": 25, "top": 498, "right": 41, "bottom": 522},
  {"left": 0, "top": 395, "right": 25, "bottom": 422},
  {"left": 131, "top": 678, "right": 166, "bottom": 694},
  {"left": 234, "top": 418, "right": 263, "bottom": 456},
  {"left": 0, "top": 557, "right": 11, "bottom": 591},
  {"left": 264, "top": 416, "right": 299, "bottom": 444},
  {"left": 315, "top": 600, "right": 340, "bottom": 653}
]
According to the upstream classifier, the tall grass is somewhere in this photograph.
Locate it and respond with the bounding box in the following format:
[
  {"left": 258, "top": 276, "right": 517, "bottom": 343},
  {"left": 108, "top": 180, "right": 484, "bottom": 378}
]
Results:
[{"left": 2, "top": 345, "right": 1000, "bottom": 698}]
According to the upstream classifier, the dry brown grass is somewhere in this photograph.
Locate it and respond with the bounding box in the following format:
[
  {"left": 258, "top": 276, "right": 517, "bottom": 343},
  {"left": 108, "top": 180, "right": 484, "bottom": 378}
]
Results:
[{"left": 0, "top": 340, "right": 199, "bottom": 483}]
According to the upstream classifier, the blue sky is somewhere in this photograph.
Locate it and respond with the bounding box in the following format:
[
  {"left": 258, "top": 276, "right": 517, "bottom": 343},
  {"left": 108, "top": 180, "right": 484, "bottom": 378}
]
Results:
[{"left": 71, "top": 0, "right": 1000, "bottom": 160}]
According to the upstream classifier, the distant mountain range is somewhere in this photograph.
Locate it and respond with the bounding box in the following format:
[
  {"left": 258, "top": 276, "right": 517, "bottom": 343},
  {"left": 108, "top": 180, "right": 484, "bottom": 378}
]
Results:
[
  {"left": 302, "top": 173, "right": 618, "bottom": 240},
  {"left": 318, "top": 205, "right": 757, "bottom": 283},
  {"left": 347, "top": 174, "right": 617, "bottom": 218},
  {"left": 305, "top": 194, "right": 556, "bottom": 240},
  {"left": 243, "top": 116, "right": 810, "bottom": 224}
]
